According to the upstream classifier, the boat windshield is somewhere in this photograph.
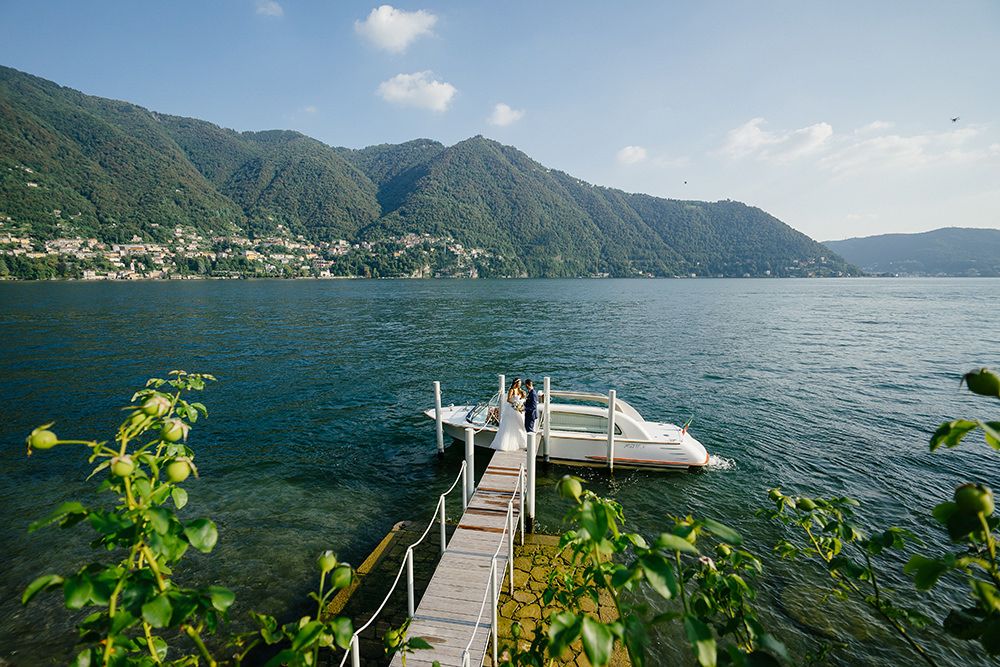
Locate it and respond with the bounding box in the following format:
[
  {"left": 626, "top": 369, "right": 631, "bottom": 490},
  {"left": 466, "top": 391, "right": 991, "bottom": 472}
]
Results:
[
  {"left": 466, "top": 391, "right": 501, "bottom": 427},
  {"left": 549, "top": 410, "right": 622, "bottom": 435}
]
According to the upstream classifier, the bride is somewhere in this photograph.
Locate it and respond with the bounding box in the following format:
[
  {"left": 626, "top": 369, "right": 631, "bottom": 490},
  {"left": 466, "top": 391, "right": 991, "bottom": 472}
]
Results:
[{"left": 490, "top": 378, "right": 527, "bottom": 451}]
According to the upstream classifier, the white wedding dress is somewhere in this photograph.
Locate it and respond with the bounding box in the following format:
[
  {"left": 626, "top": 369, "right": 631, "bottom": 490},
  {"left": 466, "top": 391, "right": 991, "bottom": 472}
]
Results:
[{"left": 490, "top": 393, "right": 527, "bottom": 451}]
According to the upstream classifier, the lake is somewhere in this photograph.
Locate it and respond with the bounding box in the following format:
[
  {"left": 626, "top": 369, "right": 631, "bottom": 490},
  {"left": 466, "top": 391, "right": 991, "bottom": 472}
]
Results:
[{"left": 1, "top": 278, "right": 997, "bottom": 665}]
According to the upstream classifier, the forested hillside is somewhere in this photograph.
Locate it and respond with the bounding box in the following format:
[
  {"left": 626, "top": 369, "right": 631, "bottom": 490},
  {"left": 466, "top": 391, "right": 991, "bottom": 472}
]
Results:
[
  {"left": 0, "top": 65, "right": 858, "bottom": 278},
  {"left": 825, "top": 228, "right": 1000, "bottom": 276}
]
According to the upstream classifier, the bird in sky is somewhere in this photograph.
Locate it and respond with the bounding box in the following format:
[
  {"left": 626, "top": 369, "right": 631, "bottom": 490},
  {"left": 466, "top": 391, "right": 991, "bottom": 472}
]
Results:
[{"left": 951, "top": 116, "right": 960, "bottom": 122}]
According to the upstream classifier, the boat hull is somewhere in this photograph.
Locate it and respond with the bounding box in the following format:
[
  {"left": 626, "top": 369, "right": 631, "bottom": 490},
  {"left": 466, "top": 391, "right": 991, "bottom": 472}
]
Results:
[{"left": 426, "top": 406, "right": 709, "bottom": 471}]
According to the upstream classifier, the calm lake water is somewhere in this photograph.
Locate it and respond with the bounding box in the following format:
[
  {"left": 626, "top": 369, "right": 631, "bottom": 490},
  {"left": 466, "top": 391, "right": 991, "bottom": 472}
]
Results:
[{"left": 1, "top": 278, "right": 998, "bottom": 666}]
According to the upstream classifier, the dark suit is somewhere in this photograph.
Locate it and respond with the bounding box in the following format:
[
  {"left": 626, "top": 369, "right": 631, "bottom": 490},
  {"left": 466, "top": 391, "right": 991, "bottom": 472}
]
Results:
[{"left": 524, "top": 388, "right": 538, "bottom": 433}]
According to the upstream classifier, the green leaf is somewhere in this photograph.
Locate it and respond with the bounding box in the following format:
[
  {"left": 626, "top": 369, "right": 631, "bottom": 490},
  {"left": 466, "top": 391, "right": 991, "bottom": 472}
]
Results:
[
  {"left": 581, "top": 616, "right": 615, "bottom": 667},
  {"left": 701, "top": 518, "right": 742, "bottom": 545},
  {"left": 903, "top": 555, "right": 950, "bottom": 591},
  {"left": 64, "top": 574, "right": 93, "bottom": 609},
  {"left": 329, "top": 616, "right": 353, "bottom": 649},
  {"left": 22, "top": 574, "right": 64, "bottom": 604},
  {"left": 70, "top": 648, "right": 95, "bottom": 667},
  {"left": 146, "top": 507, "right": 171, "bottom": 535},
  {"left": 640, "top": 555, "right": 679, "bottom": 599},
  {"left": 982, "top": 421, "right": 1000, "bottom": 450},
  {"left": 684, "top": 615, "right": 716, "bottom": 667},
  {"left": 971, "top": 580, "right": 1000, "bottom": 613},
  {"left": 29, "top": 501, "right": 89, "bottom": 532},
  {"left": 264, "top": 649, "right": 299, "bottom": 667},
  {"left": 548, "top": 611, "right": 581, "bottom": 659},
  {"left": 171, "top": 487, "right": 188, "bottom": 510},
  {"left": 981, "top": 616, "right": 1000, "bottom": 655},
  {"left": 930, "top": 419, "right": 978, "bottom": 451},
  {"left": 291, "top": 620, "right": 324, "bottom": 651},
  {"left": 206, "top": 585, "right": 235, "bottom": 612},
  {"left": 408, "top": 637, "right": 433, "bottom": 650},
  {"left": 932, "top": 501, "right": 957, "bottom": 524},
  {"left": 656, "top": 532, "right": 699, "bottom": 554},
  {"left": 183, "top": 518, "right": 218, "bottom": 553},
  {"left": 330, "top": 564, "right": 353, "bottom": 590},
  {"left": 943, "top": 608, "right": 984, "bottom": 640},
  {"left": 579, "top": 499, "right": 609, "bottom": 540},
  {"left": 142, "top": 594, "right": 173, "bottom": 628}
]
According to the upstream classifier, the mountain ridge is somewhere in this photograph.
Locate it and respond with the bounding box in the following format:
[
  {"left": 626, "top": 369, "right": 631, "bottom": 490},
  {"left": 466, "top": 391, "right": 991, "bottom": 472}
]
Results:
[
  {"left": 0, "top": 64, "right": 858, "bottom": 278},
  {"left": 824, "top": 227, "right": 1000, "bottom": 276}
]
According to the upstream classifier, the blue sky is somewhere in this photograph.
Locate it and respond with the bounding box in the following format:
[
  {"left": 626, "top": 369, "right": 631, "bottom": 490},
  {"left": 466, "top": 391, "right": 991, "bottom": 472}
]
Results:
[{"left": 1, "top": 1, "right": 998, "bottom": 240}]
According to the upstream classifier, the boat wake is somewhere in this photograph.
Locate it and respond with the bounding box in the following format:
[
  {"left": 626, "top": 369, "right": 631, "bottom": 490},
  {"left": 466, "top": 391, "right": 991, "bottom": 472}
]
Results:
[{"left": 706, "top": 454, "right": 736, "bottom": 471}]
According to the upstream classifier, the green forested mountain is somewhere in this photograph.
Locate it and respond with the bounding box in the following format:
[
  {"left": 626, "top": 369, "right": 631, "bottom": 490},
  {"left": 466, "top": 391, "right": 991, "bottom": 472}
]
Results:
[
  {"left": 0, "top": 65, "right": 857, "bottom": 277},
  {"left": 824, "top": 228, "right": 1000, "bottom": 276}
]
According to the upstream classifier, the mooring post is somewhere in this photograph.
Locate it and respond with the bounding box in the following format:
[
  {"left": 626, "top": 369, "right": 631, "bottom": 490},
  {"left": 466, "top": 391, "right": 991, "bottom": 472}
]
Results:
[
  {"left": 542, "top": 376, "right": 551, "bottom": 463},
  {"left": 490, "top": 557, "right": 499, "bottom": 666},
  {"left": 519, "top": 466, "right": 525, "bottom": 545},
  {"left": 507, "top": 502, "right": 515, "bottom": 595},
  {"left": 464, "top": 427, "right": 475, "bottom": 502},
  {"left": 406, "top": 547, "right": 415, "bottom": 618},
  {"left": 526, "top": 432, "right": 537, "bottom": 531},
  {"left": 439, "top": 495, "right": 447, "bottom": 556},
  {"left": 460, "top": 462, "right": 468, "bottom": 512},
  {"left": 433, "top": 381, "right": 444, "bottom": 456},
  {"left": 498, "top": 373, "right": 505, "bottom": 403},
  {"left": 607, "top": 389, "right": 617, "bottom": 471},
  {"left": 350, "top": 635, "right": 360, "bottom": 667}
]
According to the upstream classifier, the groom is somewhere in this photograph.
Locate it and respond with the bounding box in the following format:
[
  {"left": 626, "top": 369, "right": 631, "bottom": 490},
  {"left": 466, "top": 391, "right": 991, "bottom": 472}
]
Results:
[{"left": 523, "top": 378, "right": 538, "bottom": 433}]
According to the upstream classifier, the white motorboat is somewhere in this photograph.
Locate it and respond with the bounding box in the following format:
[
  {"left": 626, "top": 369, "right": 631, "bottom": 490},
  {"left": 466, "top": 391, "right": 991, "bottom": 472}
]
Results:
[{"left": 424, "top": 389, "right": 709, "bottom": 470}]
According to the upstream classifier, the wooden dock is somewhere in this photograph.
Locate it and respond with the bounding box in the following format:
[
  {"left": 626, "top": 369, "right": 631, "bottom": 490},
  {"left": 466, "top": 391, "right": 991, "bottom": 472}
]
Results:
[{"left": 390, "top": 448, "right": 524, "bottom": 667}]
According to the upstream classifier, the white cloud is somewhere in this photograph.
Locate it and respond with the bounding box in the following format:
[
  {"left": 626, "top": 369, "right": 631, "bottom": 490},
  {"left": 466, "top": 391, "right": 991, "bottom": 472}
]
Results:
[
  {"left": 856, "top": 120, "right": 894, "bottom": 134},
  {"left": 355, "top": 5, "right": 437, "bottom": 53},
  {"left": 377, "top": 71, "right": 456, "bottom": 112},
  {"left": 488, "top": 103, "right": 524, "bottom": 127},
  {"left": 820, "top": 126, "right": 992, "bottom": 174},
  {"left": 255, "top": 0, "right": 283, "bottom": 17},
  {"left": 616, "top": 145, "right": 648, "bottom": 165},
  {"left": 303, "top": 105, "right": 318, "bottom": 114},
  {"left": 721, "top": 117, "right": 832, "bottom": 162}
]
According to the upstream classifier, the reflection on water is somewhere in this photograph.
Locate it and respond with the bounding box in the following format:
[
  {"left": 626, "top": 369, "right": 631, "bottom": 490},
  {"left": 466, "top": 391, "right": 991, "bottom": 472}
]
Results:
[{"left": 1, "top": 278, "right": 998, "bottom": 665}]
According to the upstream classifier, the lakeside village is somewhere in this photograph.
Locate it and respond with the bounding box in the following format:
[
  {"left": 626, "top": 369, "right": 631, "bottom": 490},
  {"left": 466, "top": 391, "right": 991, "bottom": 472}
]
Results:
[{"left": 0, "top": 221, "right": 496, "bottom": 280}]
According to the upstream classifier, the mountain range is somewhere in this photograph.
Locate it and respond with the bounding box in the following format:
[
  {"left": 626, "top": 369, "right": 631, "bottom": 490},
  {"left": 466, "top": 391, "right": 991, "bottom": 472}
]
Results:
[
  {"left": 0, "top": 65, "right": 858, "bottom": 278},
  {"left": 824, "top": 227, "right": 1000, "bottom": 276}
]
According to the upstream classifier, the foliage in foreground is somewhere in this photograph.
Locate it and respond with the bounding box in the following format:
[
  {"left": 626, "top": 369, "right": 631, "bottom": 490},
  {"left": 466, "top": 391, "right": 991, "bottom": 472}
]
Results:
[
  {"left": 492, "top": 477, "right": 784, "bottom": 667},
  {"left": 22, "top": 372, "right": 358, "bottom": 666},
  {"left": 21, "top": 366, "right": 1000, "bottom": 666}
]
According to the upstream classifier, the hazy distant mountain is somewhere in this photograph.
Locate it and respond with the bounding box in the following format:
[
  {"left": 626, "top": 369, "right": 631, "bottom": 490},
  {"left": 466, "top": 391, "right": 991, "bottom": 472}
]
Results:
[
  {"left": 0, "top": 65, "right": 858, "bottom": 277},
  {"left": 824, "top": 228, "right": 1000, "bottom": 276}
]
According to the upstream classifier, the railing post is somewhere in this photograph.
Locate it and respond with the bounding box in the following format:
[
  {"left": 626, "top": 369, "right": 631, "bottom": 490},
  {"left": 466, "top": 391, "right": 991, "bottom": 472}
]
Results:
[
  {"left": 433, "top": 380, "right": 444, "bottom": 456},
  {"left": 490, "top": 557, "right": 499, "bottom": 666},
  {"left": 464, "top": 427, "right": 475, "bottom": 502},
  {"left": 543, "top": 376, "right": 551, "bottom": 463},
  {"left": 439, "top": 495, "right": 447, "bottom": 556},
  {"left": 519, "top": 466, "right": 525, "bottom": 545},
  {"left": 607, "top": 389, "right": 617, "bottom": 471},
  {"left": 350, "top": 634, "right": 360, "bottom": 667},
  {"left": 499, "top": 373, "right": 505, "bottom": 402},
  {"left": 406, "top": 547, "right": 415, "bottom": 618},
  {"left": 460, "top": 462, "right": 468, "bottom": 511},
  {"left": 507, "top": 502, "right": 515, "bottom": 596},
  {"left": 526, "top": 432, "right": 536, "bottom": 531}
]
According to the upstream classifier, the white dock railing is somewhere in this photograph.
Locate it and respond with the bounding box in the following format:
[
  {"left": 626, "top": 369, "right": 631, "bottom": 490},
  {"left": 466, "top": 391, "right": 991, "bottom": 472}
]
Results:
[
  {"left": 460, "top": 463, "right": 525, "bottom": 667},
  {"left": 338, "top": 460, "right": 470, "bottom": 667}
]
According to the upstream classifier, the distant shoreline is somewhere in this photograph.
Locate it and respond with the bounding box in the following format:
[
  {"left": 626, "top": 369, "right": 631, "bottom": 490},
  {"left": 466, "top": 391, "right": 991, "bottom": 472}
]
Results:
[{"left": 3, "top": 274, "right": 998, "bottom": 283}]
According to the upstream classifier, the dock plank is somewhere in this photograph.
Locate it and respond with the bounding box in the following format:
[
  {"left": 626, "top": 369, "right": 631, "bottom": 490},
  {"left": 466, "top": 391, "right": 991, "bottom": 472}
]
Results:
[{"left": 389, "top": 449, "right": 524, "bottom": 667}]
